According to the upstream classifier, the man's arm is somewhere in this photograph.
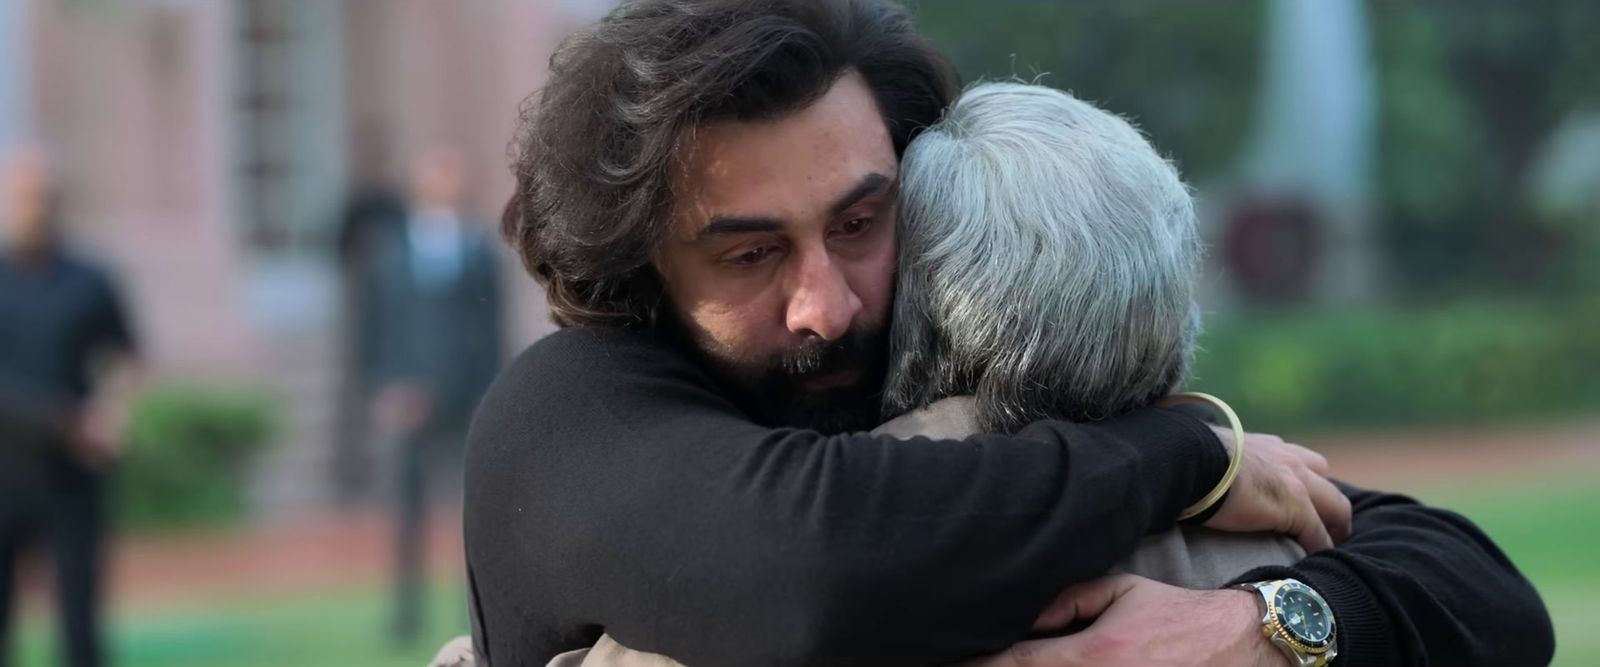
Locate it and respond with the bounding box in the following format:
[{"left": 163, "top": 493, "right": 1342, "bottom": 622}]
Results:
[
  {"left": 1227, "top": 481, "right": 1554, "bottom": 667},
  {"left": 464, "top": 327, "right": 1230, "bottom": 667},
  {"left": 71, "top": 352, "right": 142, "bottom": 469},
  {"left": 72, "top": 266, "right": 142, "bottom": 468},
  {"left": 987, "top": 482, "right": 1555, "bottom": 667}
]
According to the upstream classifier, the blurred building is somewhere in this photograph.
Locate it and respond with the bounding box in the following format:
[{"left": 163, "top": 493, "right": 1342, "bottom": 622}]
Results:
[{"left": 2, "top": 0, "right": 608, "bottom": 516}]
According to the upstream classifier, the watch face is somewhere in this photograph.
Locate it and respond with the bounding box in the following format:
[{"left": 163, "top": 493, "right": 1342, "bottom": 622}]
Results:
[{"left": 1274, "top": 585, "right": 1333, "bottom": 645}]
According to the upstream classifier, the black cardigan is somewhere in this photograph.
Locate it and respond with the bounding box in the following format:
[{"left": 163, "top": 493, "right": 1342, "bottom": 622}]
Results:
[{"left": 463, "top": 326, "right": 1553, "bottom": 666}]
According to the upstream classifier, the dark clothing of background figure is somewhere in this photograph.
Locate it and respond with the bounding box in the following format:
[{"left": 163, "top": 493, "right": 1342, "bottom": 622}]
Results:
[
  {"left": 0, "top": 251, "right": 135, "bottom": 667},
  {"left": 336, "top": 187, "right": 407, "bottom": 269},
  {"left": 331, "top": 187, "right": 407, "bottom": 503},
  {"left": 463, "top": 326, "right": 1554, "bottom": 667},
  {"left": 363, "top": 213, "right": 502, "bottom": 642},
  {"left": 0, "top": 440, "right": 105, "bottom": 667}
]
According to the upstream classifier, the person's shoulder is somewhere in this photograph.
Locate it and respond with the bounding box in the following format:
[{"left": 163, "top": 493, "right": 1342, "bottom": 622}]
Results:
[
  {"left": 51, "top": 250, "right": 103, "bottom": 276},
  {"left": 489, "top": 326, "right": 696, "bottom": 405},
  {"left": 469, "top": 326, "right": 698, "bottom": 465},
  {"left": 54, "top": 252, "right": 120, "bottom": 294},
  {"left": 366, "top": 221, "right": 409, "bottom": 253},
  {"left": 515, "top": 325, "right": 667, "bottom": 367}
]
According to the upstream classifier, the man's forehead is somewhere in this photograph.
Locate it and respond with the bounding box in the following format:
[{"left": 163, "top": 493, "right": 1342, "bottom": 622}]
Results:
[{"left": 669, "top": 73, "right": 897, "bottom": 234}]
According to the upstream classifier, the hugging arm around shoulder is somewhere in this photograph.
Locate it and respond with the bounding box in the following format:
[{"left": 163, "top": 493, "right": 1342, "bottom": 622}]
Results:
[
  {"left": 1227, "top": 481, "right": 1555, "bottom": 667},
  {"left": 462, "top": 327, "right": 1227, "bottom": 667}
]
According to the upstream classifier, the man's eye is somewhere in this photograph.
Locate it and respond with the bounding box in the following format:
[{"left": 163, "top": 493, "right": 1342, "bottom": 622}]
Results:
[
  {"left": 730, "top": 246, "right": 776, "bottom": 266},
  {"left": 837, "top": 217, "right": 872, "bottom": 237}
]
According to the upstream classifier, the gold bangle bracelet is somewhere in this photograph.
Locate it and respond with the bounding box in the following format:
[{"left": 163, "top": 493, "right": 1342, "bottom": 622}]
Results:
[{"left": 1156, "top": 392, "right": 1245, "bottom": 521}]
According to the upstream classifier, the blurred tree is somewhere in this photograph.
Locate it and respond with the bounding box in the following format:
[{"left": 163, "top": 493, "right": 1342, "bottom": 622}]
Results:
[
  {"left": 913, "top": 1, "right": 1600, "bottom": 299},
  {"left": 911, "top": 0, "right": 1267, "bottom": 180},
  {"left": 1371, "top": 1, "right": 1600, "bottom": 295}
]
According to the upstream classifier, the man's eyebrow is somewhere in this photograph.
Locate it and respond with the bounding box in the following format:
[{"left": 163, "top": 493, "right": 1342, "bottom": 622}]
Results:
[
  {"left": 696, "top": 216, "right": 784, "bottom": 240},
  {"left": 694, "top": 172, "right": 892, "bottom": 240},
  {"left": 829, "top": 172, "right": 892, "bottom": 216}
]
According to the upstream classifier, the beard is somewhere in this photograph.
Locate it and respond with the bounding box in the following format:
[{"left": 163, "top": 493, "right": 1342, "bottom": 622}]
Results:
[{"left": 668, "top": 316, "right": 889, "bottom": 434}]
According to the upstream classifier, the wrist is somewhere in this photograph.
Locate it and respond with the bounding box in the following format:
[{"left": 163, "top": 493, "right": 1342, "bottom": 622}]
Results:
[
  {"left": 1225, "top": 588, "right": 1293, "bottom": 667},
  {"left": 1148, "top": 405, "right": 1230, "bottom": 512},
  {"left": 1237, "top": 578, "right": 1340, "bottom": 667},
  {"left": 1167, "top": 392, "right": 1243, "bottom": 522}
]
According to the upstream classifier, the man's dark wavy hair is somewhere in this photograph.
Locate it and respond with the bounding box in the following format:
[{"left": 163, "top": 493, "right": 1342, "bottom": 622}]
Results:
[{"left": 502, "top": 0, "right": 959, "bottom": 328}]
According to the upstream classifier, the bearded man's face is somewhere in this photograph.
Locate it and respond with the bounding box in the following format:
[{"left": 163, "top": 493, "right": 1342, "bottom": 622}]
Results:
[{"left": 652, "top": 72, "right": 898, "bottom": 432}]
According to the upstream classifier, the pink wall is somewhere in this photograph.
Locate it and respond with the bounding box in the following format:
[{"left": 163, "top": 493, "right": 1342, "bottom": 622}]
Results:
[
  {"left": 31, "top": 2, "right": 256, "bottom": 377},
  {"left": 23, "top": 0, "right": 586, "bottom": 379}
]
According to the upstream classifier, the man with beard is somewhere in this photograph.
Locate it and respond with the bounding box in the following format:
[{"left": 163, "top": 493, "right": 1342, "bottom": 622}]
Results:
[{"left": 460, "top": 1, "right": 1552, "bottom": 665}]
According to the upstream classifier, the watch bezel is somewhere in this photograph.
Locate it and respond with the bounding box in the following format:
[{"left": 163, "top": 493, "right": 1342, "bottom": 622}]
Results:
[{"left": 1266, "top": 580, "right": 1336, "bottom": 654}]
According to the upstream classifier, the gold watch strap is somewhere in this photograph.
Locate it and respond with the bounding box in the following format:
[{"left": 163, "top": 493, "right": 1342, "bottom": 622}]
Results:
[{"left": 1241, "top": 579, "right": 1338, "bottom": 667}]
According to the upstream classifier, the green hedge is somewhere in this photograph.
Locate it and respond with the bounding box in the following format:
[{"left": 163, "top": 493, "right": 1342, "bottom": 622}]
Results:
[
  {"left": 120, "top": 385, "right": 280, "bottom": 529},
  {"left": 1188, "top": 295, "right": 1600, "bottom": 433}
]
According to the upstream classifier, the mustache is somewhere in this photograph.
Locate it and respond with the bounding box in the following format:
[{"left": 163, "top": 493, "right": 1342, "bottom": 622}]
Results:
[{"left": 768, "top": 329, "right": 877, "bottom": 377}]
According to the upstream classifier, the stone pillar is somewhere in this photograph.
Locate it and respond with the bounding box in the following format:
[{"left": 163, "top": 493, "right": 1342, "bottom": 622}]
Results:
[
  {"left": 1241, "top": 0, "right": 1378, "bottom": 304},
  {"left": 0, "top": 0, "right": 28, "bottom": 152}
]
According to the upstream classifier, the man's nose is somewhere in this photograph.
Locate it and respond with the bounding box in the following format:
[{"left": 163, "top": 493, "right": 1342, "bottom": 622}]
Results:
[{"left": 784, "top": 249, "right": 862, "bottom": 341}]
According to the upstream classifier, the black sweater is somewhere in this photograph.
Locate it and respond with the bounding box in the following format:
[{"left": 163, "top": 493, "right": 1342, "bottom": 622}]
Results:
[{"left": 464, "top": 326, "right": 1553, "bottom": 666}]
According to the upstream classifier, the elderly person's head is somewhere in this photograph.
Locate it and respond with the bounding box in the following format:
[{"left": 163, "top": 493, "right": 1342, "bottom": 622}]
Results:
[{"left": 884, "top": 82, "right": 1201, "bottom": 433}]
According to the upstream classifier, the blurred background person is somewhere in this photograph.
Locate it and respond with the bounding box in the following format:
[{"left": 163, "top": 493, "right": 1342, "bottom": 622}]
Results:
[
  {"left": 0, "top": 145, "right": 141, "bottom": 667},
  {"left": 363, "top": 145, "right": 502, "bottom": 645},
  {"left": 331, "top": 122, "right": 407, "bottom": 507}
]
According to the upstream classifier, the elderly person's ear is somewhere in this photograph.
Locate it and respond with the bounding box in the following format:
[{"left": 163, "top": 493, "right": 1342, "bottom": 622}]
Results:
[{"left": 429, "top": 635, "right": 476, "bottom": 667}]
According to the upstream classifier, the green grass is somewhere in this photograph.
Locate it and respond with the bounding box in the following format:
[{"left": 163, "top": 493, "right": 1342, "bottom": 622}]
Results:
[
  {"left": 15, "top": 581, "right": 468, "bottom": 667},
  {"left": 1411, "top": 475, "right": 1600, "bottom": 667},
  {"left": 14, "top": 475, "right": 1598, "bottom": 666}
]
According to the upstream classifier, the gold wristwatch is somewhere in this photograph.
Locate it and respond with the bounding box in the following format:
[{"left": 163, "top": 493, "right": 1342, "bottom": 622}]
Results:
[{"left": 1238, "top": 578, "right": 1338, "bottom": 666}]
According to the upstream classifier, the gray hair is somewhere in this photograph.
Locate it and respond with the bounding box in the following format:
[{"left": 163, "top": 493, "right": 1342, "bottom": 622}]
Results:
[{"left": 884, "top": 82, "right": 1202, "bottom": 432}]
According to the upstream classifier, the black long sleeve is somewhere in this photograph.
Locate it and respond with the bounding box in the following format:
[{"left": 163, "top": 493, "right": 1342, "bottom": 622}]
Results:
[
  {"left": 1229, "top": 481, "right": 1555, "bottom": 667},
  {"left": 463, "top": 326, "right": 1227, "bottom": 667}
]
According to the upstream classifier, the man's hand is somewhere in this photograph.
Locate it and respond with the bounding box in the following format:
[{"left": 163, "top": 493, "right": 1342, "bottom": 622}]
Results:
[
  {"left": 429, "top": 635, "right": 477, "bottom": 667},
  {"left": 1205, "top": 429, "right": 1352, "bottom": 551},
  {"left": 70, "top": 354, "right": 142, "bottom": 471},
  {"left": 962, "top": 575, "right": 1289, "bottom": 667},
  {"left": 68, "top": 405, "right": 123, "bottom": 471}
]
